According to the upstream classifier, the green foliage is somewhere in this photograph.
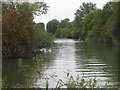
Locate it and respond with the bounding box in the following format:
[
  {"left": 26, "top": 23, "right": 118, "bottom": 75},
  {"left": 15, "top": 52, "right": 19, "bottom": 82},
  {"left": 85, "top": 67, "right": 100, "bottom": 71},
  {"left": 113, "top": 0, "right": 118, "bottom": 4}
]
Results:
[
  {"left": 71, "top": 29, "right": 81, "bottom": 39},
  {"left": 58, "top": 18, "right": 70, "bottom": 28},
  {"left": 18, "top": 58, "right": 32, "bottom": 73},
  {"left": 82, "top": 9, "right": 105, "bottom": 41},
  {"left": 2, "top": 1, "right": 49, "bottom": 16},
  {"left": 55, "top": 18, "right": 73, "bottom": 38},
  {"left": 53, "top": 1, "right": 120, "bottom": 45},
  {"left": 81, "top": 10, "right": 95, "bottom": 40},
  {"left": 75, "top": 2, "right": 97, "bottom": 20},
  {"left": 81, "top": 2, "right": 120, "bottom": 45},
  {"left": 73, "top": 1, "right": 120, "bottom": 45},
  {"left": 2, "top": 77, "right": 8, "bottom": 88},
  {"left": 18, "top": 58, "right": 33, "bottom": 86},
  {"left": 56, "top": 72, "right": 97, "bottom": 88},
  {"left": 56, "top": 28, "right": 73, "bottom": 38},
  {"left": 111, "top": 2, "right": 120, "bottom": 45},
  {"left": 46, "top": 18, "right": 80, "bottom": 39},
  {"left": 34, "top": 22, "right": 54, "bottom": 49},
  {"left": 34, "top": 30, "right": 54, "bottom": 49},
  {"left": 73, "top": 2, "right": 97, "bottom": 39},
  {"left": 46, "top": 78, "right": 49, "bottom": 89},
  {"left": 46, "top": 19, "right": 59, "bottom": 34},
  {"left": 35, "top": 23, "right": 45, "bottom": 32},
  {"left": 48, "top": 1, "right": 119, "bottom": 45},
  {"left": 17, "top": 56, "right": 45, "bottom": 87}
]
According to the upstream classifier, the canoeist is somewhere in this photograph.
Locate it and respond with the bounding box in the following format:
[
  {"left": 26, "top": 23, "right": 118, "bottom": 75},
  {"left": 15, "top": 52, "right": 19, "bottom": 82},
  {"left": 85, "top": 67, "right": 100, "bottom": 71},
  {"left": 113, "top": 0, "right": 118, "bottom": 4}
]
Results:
[{"left": 77, "top": 37, "right": 80, "bottom": 42}]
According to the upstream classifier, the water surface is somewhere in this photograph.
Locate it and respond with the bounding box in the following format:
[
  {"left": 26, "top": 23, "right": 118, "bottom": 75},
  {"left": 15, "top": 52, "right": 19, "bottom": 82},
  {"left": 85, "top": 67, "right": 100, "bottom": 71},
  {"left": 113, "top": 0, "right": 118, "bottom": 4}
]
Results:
[
  {"left": 3, "top": 39, "right": 120, "bottom": 88},
  {"left": 36, "top": 39, "right": 120, "bottom": 87}
]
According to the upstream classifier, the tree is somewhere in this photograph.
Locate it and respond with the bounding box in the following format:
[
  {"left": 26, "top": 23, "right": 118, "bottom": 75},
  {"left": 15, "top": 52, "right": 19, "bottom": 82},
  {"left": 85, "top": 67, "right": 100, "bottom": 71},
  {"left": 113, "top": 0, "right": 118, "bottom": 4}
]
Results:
[
  {"left": 81, "top": 11, "right": 95, "bottom": 40},
  {"left": 56, "top": 28, "right": 73, "bottom": 38},
  {"left": 111, "top": 2, "right": 120, "bottom": 44},
  {"left": 46, "top": 19, "right": 59, "bottom": 34},
  {"left": 2, "top": 1, "right": 49, "bottom": 16},
  {"left": 75, "top": 2, "right": 97, "bottom": 20},
  {"left": 3, "top": 11, "right": 35, "bottom": 57},
  {"left": 2, "top": 1, "right": 49, "bottom": 57},
  {"left": 81, "top": 1, "right": 120, "bottom": 45},
  {"left": 74, "top": 2, "right": 97, "bottom": 39},
  {"left": 35, "top": 23, "right": 45, "bottom": 32},
  {"left": 59, "top": 18, "right": 70, "bottom": 28}
]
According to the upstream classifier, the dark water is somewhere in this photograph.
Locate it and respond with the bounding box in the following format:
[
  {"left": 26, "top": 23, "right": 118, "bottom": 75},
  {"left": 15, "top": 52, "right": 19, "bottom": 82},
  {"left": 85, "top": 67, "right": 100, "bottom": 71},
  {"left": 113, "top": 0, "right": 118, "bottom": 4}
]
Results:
[{"left": 3, "top": 39, "right": 120, "bottom": 88}]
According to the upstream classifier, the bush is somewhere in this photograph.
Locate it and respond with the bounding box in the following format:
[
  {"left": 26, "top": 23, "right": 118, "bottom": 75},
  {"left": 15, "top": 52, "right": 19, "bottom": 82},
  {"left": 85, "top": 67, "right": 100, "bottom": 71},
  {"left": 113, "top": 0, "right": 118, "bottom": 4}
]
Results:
[{"left": 2, "top": 11, "right": 35, "bottom": 57}]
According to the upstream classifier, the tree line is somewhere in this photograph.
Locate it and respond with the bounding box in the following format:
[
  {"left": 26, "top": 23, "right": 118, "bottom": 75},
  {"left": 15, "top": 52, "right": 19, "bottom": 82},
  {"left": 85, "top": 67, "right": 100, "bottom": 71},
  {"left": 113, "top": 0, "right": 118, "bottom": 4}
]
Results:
[{"left": 46, "top": 2, "right": 120, "bottom": 45}]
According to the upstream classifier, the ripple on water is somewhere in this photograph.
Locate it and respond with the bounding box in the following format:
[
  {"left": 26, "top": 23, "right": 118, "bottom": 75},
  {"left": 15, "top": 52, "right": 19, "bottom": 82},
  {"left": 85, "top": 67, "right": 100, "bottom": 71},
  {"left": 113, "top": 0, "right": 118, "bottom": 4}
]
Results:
[{"left": 35, "top": 39, "right": 119, "bottom": 88}]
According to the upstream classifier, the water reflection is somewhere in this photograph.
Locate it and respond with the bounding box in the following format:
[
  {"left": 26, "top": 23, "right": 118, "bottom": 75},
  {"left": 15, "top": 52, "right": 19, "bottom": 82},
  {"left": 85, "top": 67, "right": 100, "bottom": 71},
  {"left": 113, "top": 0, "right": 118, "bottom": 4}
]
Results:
[
  {"left": 75, "top": 41, "right": 120, "bottom": 85},
  {"left": 3, "top": 58, "right": 34, "bottom": 85}
]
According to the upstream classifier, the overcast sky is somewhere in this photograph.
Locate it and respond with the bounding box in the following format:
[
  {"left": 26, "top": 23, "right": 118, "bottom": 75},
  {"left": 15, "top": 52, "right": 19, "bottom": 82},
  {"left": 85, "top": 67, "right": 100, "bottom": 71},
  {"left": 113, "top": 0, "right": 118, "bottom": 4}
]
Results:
[{"left": 33, "top": 0, "right": 110, "bottom": 24}]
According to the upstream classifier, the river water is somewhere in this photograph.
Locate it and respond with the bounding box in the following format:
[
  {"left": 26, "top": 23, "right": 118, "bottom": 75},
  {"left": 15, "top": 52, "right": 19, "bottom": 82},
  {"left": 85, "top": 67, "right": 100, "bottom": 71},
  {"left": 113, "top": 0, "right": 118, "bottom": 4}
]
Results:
[{"left": 3, "top": 39, "right": 120, "bottom": 88}]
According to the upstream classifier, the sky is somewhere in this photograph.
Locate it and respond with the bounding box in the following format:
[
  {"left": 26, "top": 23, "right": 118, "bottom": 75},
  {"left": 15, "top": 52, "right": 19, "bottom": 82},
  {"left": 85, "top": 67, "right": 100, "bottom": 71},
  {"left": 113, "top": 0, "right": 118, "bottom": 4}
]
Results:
[{"left": 33, "top": 0, "right": 110, "bottom": 24}]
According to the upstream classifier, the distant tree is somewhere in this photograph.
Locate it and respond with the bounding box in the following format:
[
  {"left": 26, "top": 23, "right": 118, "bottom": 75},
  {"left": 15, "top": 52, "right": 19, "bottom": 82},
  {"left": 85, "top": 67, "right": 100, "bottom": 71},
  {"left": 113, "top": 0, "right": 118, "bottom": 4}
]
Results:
[
  {"left": 59, "top": 18, "right": 70, "bottom": 28},
  {"left": 56, "top": 28, "right": 73, "bottom": 38},
  {"left": 46, "top": 19, "right": 59, "bottom": 34},
  {"left": 36, "top": 23, "right": 45, "bottom": 32}
]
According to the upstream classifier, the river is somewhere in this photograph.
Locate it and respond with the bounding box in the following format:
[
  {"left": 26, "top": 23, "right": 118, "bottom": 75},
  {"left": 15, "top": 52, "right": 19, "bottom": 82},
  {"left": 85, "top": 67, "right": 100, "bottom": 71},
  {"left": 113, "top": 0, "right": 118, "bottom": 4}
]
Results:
[{"left": 3, "top": 39, "right": 120, "bottom": 88}]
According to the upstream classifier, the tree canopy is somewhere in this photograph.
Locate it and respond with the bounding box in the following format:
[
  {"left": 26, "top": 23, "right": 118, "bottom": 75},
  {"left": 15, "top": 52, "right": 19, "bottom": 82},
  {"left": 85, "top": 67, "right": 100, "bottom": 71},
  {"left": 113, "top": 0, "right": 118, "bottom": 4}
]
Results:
[
  {"left": 35, "top": 23, "right": 45, "bottom": 32},
  {"left": 2, "top": 1, "right": 49, "bottom": 15},
  {"left": 46, "top": 19, "right": 59, "bottom": 34}
]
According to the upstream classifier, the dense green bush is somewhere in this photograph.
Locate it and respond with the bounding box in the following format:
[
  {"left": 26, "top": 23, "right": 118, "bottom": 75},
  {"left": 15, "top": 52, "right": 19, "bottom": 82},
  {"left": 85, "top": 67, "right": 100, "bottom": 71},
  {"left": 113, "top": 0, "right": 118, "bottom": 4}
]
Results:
[{"left": 34, "top": 30, "right": 54, "bottom": 49}]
